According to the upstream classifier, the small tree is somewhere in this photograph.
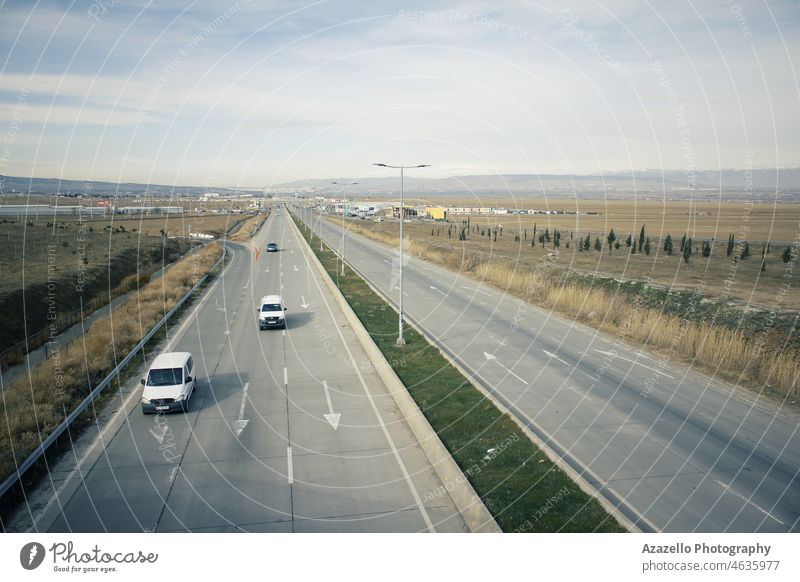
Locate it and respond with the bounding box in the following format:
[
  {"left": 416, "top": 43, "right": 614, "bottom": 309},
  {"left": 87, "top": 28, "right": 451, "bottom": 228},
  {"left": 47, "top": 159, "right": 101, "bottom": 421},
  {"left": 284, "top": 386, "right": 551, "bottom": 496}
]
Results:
[
  {"left": 638, "top": 225, "right": 646, "bottom": 252},
  {"left": 664, "top": 234, "right": 674, "bottom": 255},
  {"left": 644, "top": 237, "right": 651, "bottom": 255},
  {"left": 625, "top": 233, "right": 632, "bottom": 247},
  {"left": 683, "top": 237, "right": 692, "bottom": 262},
  {"left": 742, "top": 241, "right": 750, "bottom": 259},
  {"left": 631, "top": 237, "right": 637, "bottom": 254},
  {"left": 584, "top": 233, "right": 591, "bottom": 251},
  {"left": 702, "top": 240, "right": 711, "bottom": 257},
  {"left": 680, "top": 234, "right": 687, "bottom": 254},
  {"left": 783, "top": 245, "right": 793, "bottom": 263},
  {"left": 607, "top": 228, "right": 616, "bottom": 251},
  {"left": 594, "top": 237, "right": 602, "bottom": 251},
  {"left": 727, "top": 233, "right": 734, "bottom": 256},
  {"left": 614, "top": 240, "right": 620, "bottom": 250}
]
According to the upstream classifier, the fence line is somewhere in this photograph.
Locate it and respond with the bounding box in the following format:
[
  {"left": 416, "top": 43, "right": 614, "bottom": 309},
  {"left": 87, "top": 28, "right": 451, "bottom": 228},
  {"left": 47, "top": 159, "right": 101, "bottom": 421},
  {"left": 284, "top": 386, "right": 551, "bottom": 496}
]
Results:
[{"left": 0, "top": 251, "right": 225, "bottom": 500}]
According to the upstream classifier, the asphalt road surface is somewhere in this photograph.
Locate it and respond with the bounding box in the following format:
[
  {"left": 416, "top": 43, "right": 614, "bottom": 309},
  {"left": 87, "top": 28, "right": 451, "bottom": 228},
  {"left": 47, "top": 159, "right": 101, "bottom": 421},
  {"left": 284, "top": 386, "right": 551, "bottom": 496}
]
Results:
[
  {"left": 34, "top": 209, "right": 468, "bottom": 532},
  {"left": 298, "top": 206, "right": 800, "bottom": 533}
]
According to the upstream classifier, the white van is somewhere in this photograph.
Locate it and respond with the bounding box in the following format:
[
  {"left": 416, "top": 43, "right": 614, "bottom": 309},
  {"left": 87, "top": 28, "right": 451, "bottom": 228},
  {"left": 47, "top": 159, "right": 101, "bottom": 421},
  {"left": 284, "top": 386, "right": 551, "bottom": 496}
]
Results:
[
  {"left": 258, "top": 295, "right": 287, "bottom": 329},
  {"left": 141, "top": 352, "right": 196, "bottom": 414}
]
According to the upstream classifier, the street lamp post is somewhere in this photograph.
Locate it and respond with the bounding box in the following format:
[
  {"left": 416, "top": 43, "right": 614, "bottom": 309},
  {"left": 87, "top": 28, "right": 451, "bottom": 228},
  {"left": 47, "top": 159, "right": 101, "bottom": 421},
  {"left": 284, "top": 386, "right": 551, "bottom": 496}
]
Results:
[
  {"left": 372, "top": 163, "right": 430, "bottom": 346},
  {"left": 332, "top": 181, "right": 358, "bottom": 275}
]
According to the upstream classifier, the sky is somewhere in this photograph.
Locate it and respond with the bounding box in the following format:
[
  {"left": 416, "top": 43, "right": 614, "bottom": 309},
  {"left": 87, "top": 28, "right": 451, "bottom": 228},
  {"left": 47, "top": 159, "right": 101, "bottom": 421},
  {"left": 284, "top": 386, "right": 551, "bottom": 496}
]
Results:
[{"left": 0, "top": 0, "right": 798, "bottom": 188}]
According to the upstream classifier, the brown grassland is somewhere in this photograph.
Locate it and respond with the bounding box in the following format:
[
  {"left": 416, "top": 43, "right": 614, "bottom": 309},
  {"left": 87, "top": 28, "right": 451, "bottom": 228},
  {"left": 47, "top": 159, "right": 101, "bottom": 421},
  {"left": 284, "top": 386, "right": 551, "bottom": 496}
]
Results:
[
  {"left": 0, "top": 242, "right": 224, "bottom": 481},
  {"left": 329, "top": 199, "right": 800, "bottom": 398}
]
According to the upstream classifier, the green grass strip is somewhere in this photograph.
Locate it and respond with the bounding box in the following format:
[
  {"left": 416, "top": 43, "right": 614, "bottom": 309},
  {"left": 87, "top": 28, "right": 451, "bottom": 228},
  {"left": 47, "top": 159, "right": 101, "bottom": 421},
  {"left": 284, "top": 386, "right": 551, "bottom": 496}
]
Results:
[{"left": 291, "top": 212, "right": 625, "bottom": 533}]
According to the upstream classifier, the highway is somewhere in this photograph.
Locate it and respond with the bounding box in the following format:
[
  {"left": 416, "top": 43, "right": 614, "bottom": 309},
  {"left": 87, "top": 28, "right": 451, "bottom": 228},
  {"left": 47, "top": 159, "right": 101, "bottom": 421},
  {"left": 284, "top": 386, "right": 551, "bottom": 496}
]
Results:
[
  {"left": 297, "top": 206, "right": 800, "bottom": 533},
  {"left": 29, "top": 209, "right": 469, "bottom": 532}
]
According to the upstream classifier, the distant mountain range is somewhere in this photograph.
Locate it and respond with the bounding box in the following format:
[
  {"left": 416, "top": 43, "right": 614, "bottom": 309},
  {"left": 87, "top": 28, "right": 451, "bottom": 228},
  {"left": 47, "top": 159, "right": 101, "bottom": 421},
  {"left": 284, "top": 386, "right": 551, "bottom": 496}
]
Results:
[
  {"left": 2, "top": 168, "right": 799, "bottom": 201},
  {"left": 276, "top": 168, "right": 800, "bottom": 200}
]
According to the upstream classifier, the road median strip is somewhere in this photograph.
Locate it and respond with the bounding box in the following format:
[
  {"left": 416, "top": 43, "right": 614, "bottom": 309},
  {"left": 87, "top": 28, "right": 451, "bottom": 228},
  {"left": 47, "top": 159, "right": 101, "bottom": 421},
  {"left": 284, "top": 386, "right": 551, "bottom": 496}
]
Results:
[{"left": 290, "top": 210, "right": 626, "bottom": 533}]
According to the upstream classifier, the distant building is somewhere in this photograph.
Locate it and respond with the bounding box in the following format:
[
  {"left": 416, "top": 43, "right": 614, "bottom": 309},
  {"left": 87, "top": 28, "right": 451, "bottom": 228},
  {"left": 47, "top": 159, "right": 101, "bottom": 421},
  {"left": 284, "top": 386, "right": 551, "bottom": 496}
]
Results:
[
  {"left": 114, "top": 206, "right": 184, "bottom": 215},
  {"left": 0, "top": 204, "right": 106, "bottom": 218},
  {"left": 425, "top": 207, "right": 447, "bottom": 220}
]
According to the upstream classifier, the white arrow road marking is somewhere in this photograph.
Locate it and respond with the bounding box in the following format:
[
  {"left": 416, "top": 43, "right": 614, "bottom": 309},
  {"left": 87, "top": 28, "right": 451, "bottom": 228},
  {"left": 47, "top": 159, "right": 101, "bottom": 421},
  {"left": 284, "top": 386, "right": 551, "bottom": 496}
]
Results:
[
  {"left": 233, "top": 382, "right": 250, "bottom": 437},
  {"left": 593, "top": 349, "right": 674, "bottom": 378},
  {"left": 430, "top": 285, "right": 446, "bottom": 296},
  {"left": 483, "top": 351, "right": 528, "bottom": 384},
  {"left": 543, "top": 349, "right": 569, "bottom": 365},
  {"left": 322, "top": 380, "right": 341, "bottom": 430},
  {"left": 287, "top": 447, "right": 294, "bottom": 484},
  {"left": 301, "top": 296, "right": 310, "bottom": 309}
]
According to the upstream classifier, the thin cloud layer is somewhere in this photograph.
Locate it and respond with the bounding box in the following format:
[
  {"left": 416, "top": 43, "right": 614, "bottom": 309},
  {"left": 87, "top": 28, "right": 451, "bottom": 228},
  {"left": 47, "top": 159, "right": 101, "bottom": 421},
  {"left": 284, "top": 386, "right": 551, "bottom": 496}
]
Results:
[{"left": 0, "top": 0, "right": 798, "bottom": 187}]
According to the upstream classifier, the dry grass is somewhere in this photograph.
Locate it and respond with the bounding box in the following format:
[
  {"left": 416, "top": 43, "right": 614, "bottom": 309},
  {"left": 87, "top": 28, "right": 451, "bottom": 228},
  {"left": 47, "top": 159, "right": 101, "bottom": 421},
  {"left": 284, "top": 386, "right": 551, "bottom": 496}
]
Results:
[
  {"left": 226, "top": 212, "right": 269, "bottom": 242},
  {"left": 0, "top": 242, "right": 223, "bottom": 481},
  {"left": 335, "top": 217, "right": 800, "bottom": 398}
]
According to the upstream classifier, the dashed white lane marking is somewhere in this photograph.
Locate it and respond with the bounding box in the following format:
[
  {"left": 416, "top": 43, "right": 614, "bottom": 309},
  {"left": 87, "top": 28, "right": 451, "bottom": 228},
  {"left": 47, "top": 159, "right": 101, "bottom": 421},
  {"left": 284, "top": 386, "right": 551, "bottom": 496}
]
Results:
[
  {"left": 284, "top": 366, "right": 288, "bottom": 386},
  {"left": 287, "top": 447, "right": 294, "bottom": 484}
]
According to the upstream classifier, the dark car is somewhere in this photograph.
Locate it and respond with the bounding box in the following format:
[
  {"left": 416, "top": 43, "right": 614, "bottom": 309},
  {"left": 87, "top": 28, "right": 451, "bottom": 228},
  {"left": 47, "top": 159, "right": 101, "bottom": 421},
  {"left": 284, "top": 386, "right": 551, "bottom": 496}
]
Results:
[{"left": 266, "top": 242, "right": 278, "bottom": 252}]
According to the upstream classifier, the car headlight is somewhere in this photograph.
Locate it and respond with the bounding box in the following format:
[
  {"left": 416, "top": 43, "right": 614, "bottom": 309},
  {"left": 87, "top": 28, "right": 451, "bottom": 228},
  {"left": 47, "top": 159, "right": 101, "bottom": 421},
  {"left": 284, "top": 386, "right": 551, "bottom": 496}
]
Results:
[{"left": 141, "top": 397, "right": 151, "bottom": 404}]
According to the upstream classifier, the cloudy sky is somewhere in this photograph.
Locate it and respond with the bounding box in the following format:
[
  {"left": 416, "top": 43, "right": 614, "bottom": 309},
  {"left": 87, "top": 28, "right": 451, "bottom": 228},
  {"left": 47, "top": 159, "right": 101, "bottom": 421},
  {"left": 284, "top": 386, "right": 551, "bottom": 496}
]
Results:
[{"left": 0, "top": 0, "right": 798, "bottom": 187}]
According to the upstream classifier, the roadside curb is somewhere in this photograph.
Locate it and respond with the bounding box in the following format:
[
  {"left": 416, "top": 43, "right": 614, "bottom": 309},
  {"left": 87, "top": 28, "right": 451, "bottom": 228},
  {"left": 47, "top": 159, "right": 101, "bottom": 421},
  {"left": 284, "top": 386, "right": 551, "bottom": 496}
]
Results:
[{"left": 289, "top": 211, "right": 501, "bottom": 533}]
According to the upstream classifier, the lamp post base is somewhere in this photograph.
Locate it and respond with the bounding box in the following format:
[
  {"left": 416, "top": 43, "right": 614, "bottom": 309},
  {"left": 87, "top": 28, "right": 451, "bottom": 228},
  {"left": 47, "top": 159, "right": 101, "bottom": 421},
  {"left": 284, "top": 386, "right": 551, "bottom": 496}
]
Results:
[{"left": 395, "top": 337, "right": 406, "bottom": 346}]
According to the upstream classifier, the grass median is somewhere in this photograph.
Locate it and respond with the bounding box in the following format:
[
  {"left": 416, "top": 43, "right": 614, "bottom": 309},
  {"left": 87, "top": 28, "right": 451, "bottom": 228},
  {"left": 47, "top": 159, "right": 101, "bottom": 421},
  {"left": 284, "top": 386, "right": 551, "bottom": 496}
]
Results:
[{"left": 291, "top": 211, "right": 625, "bottom": 532}]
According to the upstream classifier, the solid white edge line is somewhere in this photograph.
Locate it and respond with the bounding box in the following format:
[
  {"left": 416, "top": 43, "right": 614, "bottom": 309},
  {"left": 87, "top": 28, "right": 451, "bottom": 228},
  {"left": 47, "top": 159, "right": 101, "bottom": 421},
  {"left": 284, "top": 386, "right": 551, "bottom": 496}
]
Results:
[{"left": 290, "top": 214, "right": 436, "bottom": 532}]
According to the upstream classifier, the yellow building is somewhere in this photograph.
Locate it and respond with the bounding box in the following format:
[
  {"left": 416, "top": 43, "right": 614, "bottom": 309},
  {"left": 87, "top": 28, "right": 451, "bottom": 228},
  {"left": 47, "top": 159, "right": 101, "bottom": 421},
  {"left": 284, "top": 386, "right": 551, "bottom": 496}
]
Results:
[{"left": 426, "top": 207, "right": 447, "bottom": 220}]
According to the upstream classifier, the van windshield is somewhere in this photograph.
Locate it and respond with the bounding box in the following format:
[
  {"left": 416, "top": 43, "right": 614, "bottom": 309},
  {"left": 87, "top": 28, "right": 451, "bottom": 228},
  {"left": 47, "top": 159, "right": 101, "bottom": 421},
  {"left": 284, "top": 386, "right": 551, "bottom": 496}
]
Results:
[
  {"left": 261, "top": 304, "right": 282, "bottom": 312},
  {"left": 147, "top": 367, "right": 183, "bottom": 386}
]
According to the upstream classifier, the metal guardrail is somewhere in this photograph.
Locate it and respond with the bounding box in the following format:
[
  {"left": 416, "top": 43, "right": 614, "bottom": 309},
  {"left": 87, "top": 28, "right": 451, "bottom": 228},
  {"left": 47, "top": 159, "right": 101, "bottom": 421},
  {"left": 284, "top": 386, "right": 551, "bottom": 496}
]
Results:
[{"left": 0, "top": 250, "right": 226, "bottom": 500}]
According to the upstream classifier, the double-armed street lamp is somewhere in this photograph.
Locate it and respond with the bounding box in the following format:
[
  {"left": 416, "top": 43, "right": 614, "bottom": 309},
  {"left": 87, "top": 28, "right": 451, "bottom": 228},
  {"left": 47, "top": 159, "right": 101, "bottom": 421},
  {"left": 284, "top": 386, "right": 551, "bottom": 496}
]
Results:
[
  {"left": 372, "top": 163, "right": 430, "bottom": 346},
  {"left": 332, "top": 181, "right": 358, "bottom": 275}
]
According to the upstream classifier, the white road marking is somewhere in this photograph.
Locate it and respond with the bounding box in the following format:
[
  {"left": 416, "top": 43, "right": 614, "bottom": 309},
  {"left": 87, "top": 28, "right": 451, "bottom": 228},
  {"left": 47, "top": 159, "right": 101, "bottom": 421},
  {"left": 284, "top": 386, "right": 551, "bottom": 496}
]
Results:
[
  {"left": 593, "top": 349, "right": 674, "bottom": 379},
  {"left": 430, "top": 285, "right": 446, "bottom": 296},
  {"left": 543, "top": 349, "right": 569, "bottom": 365},
  {"left": 287, "top": 447, "right": 294, "bottom": 484},
  {"left": 284, "top": 366, "right": 288, "bottom": 386},
  {"left": 233, "top": 382, "right": 250, "bottom": 437},
  {"left": 714, "top": 479, "right": 785, "bottom": 525},
  {"left": 168, "top": 466, "right": 179, "bottom": 483},
  {"left": 322, "top": 380, "right": 341, "bottom": 430},
  {"left": 483, "top": 351, "right": 528, "bottom": 384}
]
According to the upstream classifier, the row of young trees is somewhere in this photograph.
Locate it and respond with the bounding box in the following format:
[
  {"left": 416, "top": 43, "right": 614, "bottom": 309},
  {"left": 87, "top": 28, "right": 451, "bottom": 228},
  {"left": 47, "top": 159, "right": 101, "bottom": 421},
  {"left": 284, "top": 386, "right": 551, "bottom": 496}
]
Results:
[{"left": 429, "top": 222, "right": 795, "bottom": 268}]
